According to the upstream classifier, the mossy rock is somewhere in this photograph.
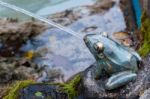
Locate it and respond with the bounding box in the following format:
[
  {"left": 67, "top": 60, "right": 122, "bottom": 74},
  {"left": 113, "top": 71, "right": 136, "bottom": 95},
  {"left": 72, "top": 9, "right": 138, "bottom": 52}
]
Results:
[
  {"left": 3, "top": 75, "right": 82, "bottom": 99},
  {"left": 138, "top": 11, "right": 150, "bottom": 57},
  {"left": 60, "top": 75, "right": 81, "bottom": 99},
  {"left": 19, "top": 84, "right": 68, "bottom": 99},
  {"left": 3, "top": 80, "right": 35, "bottom": 99}
]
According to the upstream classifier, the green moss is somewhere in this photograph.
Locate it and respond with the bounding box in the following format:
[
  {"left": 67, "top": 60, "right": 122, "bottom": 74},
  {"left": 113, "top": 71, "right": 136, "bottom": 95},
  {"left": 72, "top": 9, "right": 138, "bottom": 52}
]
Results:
[
  {"left": 60, "top": 75, "right": 81, "bottom": 99},
  {"left": 138, "top": 11, "right": 150, "bottom": 57},
  {"left": 3, "top": 75, "right": 81, "bottom": 99},
  {"left": 48, "top": 75, "right": 81, "bottom": 99},
  {"left": 3, "top": 80, "right": 35, "bottom": 99}
]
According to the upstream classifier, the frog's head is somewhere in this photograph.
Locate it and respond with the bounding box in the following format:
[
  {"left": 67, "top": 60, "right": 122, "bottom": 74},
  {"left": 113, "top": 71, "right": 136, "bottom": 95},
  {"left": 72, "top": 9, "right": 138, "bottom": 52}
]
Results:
[{"left": 84, "top": 33, "right": 108, "bottom": 59}]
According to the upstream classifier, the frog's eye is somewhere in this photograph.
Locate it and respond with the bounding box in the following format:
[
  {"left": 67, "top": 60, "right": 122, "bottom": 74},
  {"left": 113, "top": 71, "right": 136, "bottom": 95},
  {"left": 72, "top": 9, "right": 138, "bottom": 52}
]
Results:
[{"left": 94, "top": 42, "right": 104, "bottom": 53}]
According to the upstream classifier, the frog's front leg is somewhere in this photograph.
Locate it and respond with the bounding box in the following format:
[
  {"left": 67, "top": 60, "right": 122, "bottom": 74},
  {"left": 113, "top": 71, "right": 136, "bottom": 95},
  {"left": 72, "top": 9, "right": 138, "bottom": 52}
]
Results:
[
  {"left": 93, "top": 61, "right": 104, "bottom": 80},
  {"left": 105, "top": 71, "right": 137, "bottom": 90}
]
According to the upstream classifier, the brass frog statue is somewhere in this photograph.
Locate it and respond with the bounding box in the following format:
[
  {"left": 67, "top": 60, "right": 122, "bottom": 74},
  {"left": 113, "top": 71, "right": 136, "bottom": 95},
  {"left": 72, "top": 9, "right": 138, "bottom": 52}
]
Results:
[{"left": 84, "top": 32, "right": 142, "bottom": 90}]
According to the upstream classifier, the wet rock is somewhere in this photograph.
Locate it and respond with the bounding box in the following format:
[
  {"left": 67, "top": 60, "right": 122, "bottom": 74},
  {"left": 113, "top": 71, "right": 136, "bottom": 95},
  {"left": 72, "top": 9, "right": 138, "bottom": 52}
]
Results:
[
  {"left": 0, "top": 57, "right": 40, "bottom": 84},
  {"left": 0, "top": 18, "right": 48, "bottom": 57},
  {"left": 81, "top": 55, "right": 150, "bottom": 98},
  {"left": 87, "top": 0, "right": 115, "bottom": 14},
  {"left": 3, "top": 75, "right": 82, "bottom": 99},
  {"left": 124, "top": 56, "right": 150, "bottom": 99},
  {"left": 49, "top": 0, "right": 115, "bottom": 26},
  {"left": 19, "top": 84, "right": 68, "bottom": 99},
  {"left": 81, "top": 63, "right": 118, "bottom": 98},
  {"left": 36, "top": 68, "right": 65, "bottom": 83},
  {"left": 139, "top": 88, "right": 150, "bottom": 99}
]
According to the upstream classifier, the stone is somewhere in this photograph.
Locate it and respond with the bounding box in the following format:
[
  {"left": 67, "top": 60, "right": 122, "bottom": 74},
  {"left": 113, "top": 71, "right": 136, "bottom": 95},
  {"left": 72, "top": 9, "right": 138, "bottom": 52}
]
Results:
[
  {"left": 139, "top": 88, "right": 150, "bottom": 99},
  {"left": 81, "top": 55, "right": 150, "bottom": 98},
  {"left": 0, "top": 57, "right": 40, "bottom": 84},
  {"left": 20, "top": 84, "right": 69, "bottom": 99},
  {"left": 0, "top": 18, "right": 47, "bottom": 57}
]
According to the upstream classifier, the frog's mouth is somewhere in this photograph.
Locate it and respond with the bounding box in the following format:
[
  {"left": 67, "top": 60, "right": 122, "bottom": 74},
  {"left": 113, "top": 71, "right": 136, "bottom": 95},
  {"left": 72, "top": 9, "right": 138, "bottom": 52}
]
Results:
[{"left": 83, "top": 34, "right": 96, "bottom": 43}]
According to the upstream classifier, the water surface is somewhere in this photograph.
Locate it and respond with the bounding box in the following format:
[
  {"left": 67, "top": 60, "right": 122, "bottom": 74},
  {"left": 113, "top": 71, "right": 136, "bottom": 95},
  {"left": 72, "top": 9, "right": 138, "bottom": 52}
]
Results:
[{"left": 0, "top": 0, "right": 96, "bottom": 19}]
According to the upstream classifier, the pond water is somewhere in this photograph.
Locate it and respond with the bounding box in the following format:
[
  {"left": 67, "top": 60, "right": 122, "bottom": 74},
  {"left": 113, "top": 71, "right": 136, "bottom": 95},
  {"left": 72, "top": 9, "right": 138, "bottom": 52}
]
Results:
[{"left": 0, "top": 0, "right": 96, "bottom": 19}]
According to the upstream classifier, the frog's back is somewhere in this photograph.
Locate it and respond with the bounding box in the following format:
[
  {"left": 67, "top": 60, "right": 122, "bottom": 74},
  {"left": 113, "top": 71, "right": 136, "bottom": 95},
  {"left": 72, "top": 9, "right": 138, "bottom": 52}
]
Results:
[{"left": 99, "top": 36, "right": 138, "bottom": 73}]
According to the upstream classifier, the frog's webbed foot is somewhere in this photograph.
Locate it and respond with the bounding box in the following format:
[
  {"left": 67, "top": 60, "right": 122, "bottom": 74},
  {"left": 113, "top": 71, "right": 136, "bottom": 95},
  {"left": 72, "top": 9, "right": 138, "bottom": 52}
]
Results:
[{"left": 105, "top": 71, "right": 137, "bottom": 90}]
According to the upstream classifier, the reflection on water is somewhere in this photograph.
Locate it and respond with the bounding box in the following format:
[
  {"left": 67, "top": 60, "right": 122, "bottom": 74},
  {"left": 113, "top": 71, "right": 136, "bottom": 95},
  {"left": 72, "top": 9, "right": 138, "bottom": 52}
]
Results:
[
  {"left": 21, "top": 28, "right": 95, "bottom": 81},
  {"left": 21, "top": 5, "right": 126, "bottom": 81},
  {"left": 37, "top": 0, "right": 95, "bottom": 16},
  {"left": 70, "top": 6, "right": 126, "bottom": 36}
]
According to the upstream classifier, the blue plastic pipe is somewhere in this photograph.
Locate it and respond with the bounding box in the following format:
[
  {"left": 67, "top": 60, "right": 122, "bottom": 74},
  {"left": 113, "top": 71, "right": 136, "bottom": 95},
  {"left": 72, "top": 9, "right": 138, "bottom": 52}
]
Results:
[{"left": 132, "top": 0, "right": 142, "bottom": 28}]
